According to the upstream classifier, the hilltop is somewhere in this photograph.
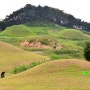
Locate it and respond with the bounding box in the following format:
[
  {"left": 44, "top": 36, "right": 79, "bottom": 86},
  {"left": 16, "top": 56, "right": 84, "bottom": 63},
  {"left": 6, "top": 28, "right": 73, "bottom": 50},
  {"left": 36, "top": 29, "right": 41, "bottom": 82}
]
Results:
[
  {"left": 59, "top": 29, "right": 90, "bottom": 40},
  {"left": 0, "top": 4, "right": 90, "bottom": 32},
  {"left": 0, "top": 25, "right": 35, "bottom": 37},
  {"left": 0, "top": 22, "right": 65, "bottom": 37}
]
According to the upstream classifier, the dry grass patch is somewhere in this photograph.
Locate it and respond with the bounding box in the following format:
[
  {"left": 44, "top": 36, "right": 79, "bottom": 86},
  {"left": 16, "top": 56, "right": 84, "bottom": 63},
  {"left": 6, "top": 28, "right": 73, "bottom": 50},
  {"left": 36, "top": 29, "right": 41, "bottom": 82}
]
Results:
[
  {"left": 0, "top": 59, "right": 90, "bottom": 89},
  {"left": 0, "top": 41, "right": 49, "bottom": 72}
]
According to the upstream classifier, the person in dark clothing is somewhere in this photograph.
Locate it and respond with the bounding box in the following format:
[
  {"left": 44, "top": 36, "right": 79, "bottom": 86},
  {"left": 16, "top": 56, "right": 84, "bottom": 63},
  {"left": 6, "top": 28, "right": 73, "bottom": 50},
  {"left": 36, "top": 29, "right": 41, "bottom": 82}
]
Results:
[{"left": 1, "top": 72, "right": 5, "bottom": 78}]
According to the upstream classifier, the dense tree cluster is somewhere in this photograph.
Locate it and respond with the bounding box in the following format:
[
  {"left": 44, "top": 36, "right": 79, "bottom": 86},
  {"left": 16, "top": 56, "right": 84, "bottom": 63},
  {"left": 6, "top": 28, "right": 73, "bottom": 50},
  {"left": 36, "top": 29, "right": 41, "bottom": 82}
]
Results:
[
  {"left": 0, "top": 4, "right": 90, "bottom": 31},
  {"left": 84, "top": 42, "right": 90, "bottom": 61}
]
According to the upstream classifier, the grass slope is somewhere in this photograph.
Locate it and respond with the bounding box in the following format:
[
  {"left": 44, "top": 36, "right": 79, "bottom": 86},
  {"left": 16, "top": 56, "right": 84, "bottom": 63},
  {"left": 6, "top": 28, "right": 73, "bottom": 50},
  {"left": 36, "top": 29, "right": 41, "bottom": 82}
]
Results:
[
  {"left": 0, "top": 23, "right": 90, "bottom": 60},
  {"left": 24, "top": 22, "right": 65, "bottom": 35},
  {"left": 59, "top": 29, "right": 90, "bottom": 40},
  {"left": 0, "top": 25, "right": 35, "bottom": 37},
  {"left": 0, "top": 41, "right": 49, "bottom": 72},
  {"left": 0, "top": 22, "right": 65, "bottom": 37},
  {"left": 0, "top": 23, "right": 89, "bottom": 40},
  {"left": 0, "top": 59, "right": 90, "bottom": 89}
]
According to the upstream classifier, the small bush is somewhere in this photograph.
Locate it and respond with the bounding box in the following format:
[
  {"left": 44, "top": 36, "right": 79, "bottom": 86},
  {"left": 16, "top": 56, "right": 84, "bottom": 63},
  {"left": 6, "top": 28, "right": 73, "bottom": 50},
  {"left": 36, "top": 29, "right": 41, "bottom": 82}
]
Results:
[
  {"left": 54, "top": 49, "right": 79, "bottom": 54},
  {"left": 13, "top": 61, "right": 47, "bottom": 74},
  {"left": 29, "top": 62, "right": 40, "bottom": 68},
  {"left": 53, "top": 45, "right": 56, "bottom": 49},
  {"left": 84, "top": 42, "right": 90, "bottom": 61},
  {"left": 50, "top": 53, "right": 60, "bottom": 60},
  {"left": 13, "top": 65, "right": 27, "bottom": 74},
  {"left": 40, "top": 39, "right": 49, "bottom": 45},
  {"left": 51, "top": 49, "right": 83, "bottom": 59}
]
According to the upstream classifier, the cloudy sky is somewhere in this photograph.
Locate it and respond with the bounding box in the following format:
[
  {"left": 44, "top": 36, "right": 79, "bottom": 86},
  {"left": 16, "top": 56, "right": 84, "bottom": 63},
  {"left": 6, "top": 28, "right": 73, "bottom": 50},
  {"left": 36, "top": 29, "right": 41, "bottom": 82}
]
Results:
[{"left": 0, "top": 0, "right": 90, "bottom": 22}]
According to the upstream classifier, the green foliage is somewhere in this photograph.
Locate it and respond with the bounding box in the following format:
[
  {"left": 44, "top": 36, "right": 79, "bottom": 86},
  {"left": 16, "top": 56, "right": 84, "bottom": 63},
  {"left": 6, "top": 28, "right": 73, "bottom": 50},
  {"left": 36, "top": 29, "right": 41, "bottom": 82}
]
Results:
[
  {"left": 1, "top": 4, "right": 90, "bottom": 32},
  {"left": 28, "top": 62, "right": 40, "bottom": 68},
  {"left": 54, "top": 49, "right": 79, "bottom": 54},
  {"left": 53, "top": 45, "right": 56, "bottom": 49},
  {"left": 13, "top": 60, "right": 48, "bottom": 74},
  {"left": 50, "top": 53, "right": 60, "bottom": 60},
  {"left": 81, "top": 30, "right": 90, "bottom": 35},
  {"left": 40, "top": 39, "right": 49, "bottom": 45},
  {"left": 13, "top": 65, "right": 27, "bottom": 74},
  {"left": 13, "top": 62, "right": 40, "bottom": 74},
  {"left": 84, "top": 42, "right": 90, "bottom": 61},
  {"left": 54, "top": 49, "right": 83, "bottom": 59}
]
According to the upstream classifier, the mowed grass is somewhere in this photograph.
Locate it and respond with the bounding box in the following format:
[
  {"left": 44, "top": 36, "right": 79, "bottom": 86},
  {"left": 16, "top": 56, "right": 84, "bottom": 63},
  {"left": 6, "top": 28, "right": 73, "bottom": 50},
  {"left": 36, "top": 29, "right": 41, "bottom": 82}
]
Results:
[
  {"left": 0, "top": 23, "right": 65, "bottom": 37},
  {"left": 0, "top": 59, "right": 90, "bottom": 90},
  {"left": 58, "top": 29, "right": 90, "bottom": 40},
  {"left": 0, "top": 41, "right": 49, "bottom": 72},
  {"left": 0, "top": 25, "right": 35, "bottom": 37},
  {"left": 24, "top": 23, "right": 65, "bottom": 35},
  {"left": 0, "top": 23, "right": 89, "bottom": 40}
]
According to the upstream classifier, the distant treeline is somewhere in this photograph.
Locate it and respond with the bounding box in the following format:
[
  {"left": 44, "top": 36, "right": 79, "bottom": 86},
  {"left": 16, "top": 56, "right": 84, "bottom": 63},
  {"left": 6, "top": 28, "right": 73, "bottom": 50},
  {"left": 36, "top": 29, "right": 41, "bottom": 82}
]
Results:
[{"left": 0, "top": 4, "right": 90, "bottom": 31}]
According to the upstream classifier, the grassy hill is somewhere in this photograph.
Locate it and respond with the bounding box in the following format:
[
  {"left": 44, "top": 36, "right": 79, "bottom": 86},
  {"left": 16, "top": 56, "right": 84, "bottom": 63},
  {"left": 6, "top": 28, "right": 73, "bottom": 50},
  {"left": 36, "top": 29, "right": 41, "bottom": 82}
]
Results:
[
  {"left": 0, "top": 25, "right": 35, "bottom": 37},
  {"left": 58, "top": 29, "right": 90, "bottom": 40},
  {"left": 0, "top": 4, "right": 90, "bottom": 89},
  {"left": 0, "top": 23, "right": 89, "bottom": 40},
  {"left": 1, "top": 4, "right": 90, "bottom": 32},
  {"left": 0, "top": 22, "right": 65, "bottom": 37},
  {"left": 20, "top": 35, "right": 61, "bottom": 49},
  {"left": 0, "top": 23, "right": 89, "bottom": 60},
  {"left": 0, "top": 59, "right": 90, "bottom": 89},
  {"left": 0, "top": 41, "right": 49, "bottom": 72},
  {"left": 0, "top": 23, "right": 90, "bottom": 89}
]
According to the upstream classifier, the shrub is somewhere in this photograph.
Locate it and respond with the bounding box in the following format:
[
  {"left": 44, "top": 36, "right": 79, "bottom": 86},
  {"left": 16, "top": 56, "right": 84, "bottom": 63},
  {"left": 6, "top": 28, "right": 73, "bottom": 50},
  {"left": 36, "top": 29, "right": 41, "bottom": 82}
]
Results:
[
  {"left": 84, "top": 42, "right": 90, "bottom": 61},
  {"left": 50, "top": 53, "right": 60, "bottom": 60},
  {"left": 29, "top": 62, "right": 40, "bottom": 68},
  {"left": 53, "top": 45, "right": 56, "bottom": 49},
  {"left": 13, "top": 61, "right": 46, "bottom": 74},
  {"left": 13, "top": 65, "right": 27, "bottom": 74},
  {"left": 40, "top": 39, "right": 49, "bottom": 45}
]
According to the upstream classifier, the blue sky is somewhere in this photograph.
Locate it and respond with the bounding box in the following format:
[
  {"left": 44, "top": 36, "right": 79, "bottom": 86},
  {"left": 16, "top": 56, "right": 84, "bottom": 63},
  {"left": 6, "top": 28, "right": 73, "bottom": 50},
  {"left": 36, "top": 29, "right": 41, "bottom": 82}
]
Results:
[{"left": 0, "top": 0, "right": 90, "bottom": 22}]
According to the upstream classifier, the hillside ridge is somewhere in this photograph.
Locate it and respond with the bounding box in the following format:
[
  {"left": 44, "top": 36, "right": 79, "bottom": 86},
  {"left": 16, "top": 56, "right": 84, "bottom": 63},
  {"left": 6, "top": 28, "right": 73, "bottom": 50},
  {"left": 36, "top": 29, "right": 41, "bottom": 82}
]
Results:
[{"left": 0, "top": 4, "right": 90, "bottom": 32}]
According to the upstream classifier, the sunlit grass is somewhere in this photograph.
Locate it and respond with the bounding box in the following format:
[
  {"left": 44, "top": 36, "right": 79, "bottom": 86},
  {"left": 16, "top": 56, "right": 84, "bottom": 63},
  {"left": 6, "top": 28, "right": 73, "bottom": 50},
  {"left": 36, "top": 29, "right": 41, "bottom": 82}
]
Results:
[
  {"left": 0, "top": 59, "right": 90, "bottom": 90},
  {"left": 0, "top": 41, "right": 49, "bottom": 73}
]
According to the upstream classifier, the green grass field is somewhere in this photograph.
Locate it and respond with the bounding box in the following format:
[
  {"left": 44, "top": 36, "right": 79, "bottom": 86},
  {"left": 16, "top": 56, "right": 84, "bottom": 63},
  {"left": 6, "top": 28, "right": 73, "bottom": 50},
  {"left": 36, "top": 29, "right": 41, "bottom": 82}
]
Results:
[
  {"left": 0, "top": 25, "right": 35, "bottom": 37},
  {"left": 0, "top": 23, "right": 89, "bottom": 60},
  {"left": 0, "top": 22, "right": 90, "bottom": 89},
  {"left": 58, "top": 29, "right": 90, "bottom": 40},
  {"left": 0, "top": 22, "right": 66, "bottom": 37}
]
